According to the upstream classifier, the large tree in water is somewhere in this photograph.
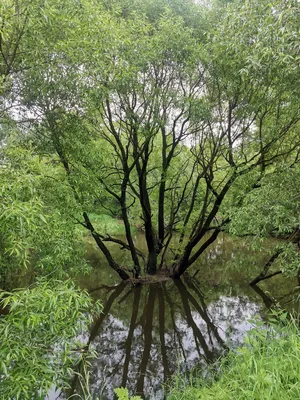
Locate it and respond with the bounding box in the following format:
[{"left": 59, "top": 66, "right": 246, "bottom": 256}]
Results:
[{"left": 13, "top": 0, "right": 300, "bottom": 280}]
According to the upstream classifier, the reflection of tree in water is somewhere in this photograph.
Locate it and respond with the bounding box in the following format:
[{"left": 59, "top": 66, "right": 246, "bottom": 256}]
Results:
[{"left": 69, "top": 278, "right": 263, "bottom": 400}]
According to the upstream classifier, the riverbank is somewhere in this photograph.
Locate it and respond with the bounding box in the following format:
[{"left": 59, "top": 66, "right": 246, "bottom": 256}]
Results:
[
  {"left": 115, "top": 313, "right": 300, "bottom": 399},
  {"left": 167, "top": 313, "right": 300, "bottom": 400}
]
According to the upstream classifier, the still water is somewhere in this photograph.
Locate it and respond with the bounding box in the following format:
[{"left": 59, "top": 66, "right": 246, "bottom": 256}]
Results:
[{"left": 54, "top": 234, "right": 299, "bottom": 399}]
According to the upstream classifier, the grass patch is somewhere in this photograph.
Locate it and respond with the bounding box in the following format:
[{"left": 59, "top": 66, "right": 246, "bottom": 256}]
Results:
[
  {"left": 77, "top": 213, "right": 136, "bottom": 237},
  {"left": 167, "top": 314, "right": 300, "bottom": 400}
]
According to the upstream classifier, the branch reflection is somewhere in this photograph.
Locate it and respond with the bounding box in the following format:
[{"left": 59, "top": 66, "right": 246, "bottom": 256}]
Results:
[{"left": 70, "top": 278, "right": 262, "bottom": 399}]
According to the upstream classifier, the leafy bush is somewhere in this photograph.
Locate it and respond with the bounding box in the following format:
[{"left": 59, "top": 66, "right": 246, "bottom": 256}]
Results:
[{"left": 0, "top": 279, "right": 101, "bottom": 399}]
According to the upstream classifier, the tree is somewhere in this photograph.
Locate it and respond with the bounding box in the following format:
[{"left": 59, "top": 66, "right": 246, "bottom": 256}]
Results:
[
  {"left": 0, "top": 0, "right": 92, "bottom": 287},
  {"left": 0, "top": 137, "right": 91, "bottom": 288},
  {"left": 221, "top": 0, "right": 300, "bottom": 284},
  {"left": 11, "top": 0, "right": 299, "bottom": 281},
  {"left": 0, "top": 140, "right": 102, "bottom": 398},
  {"left": 0, "top": 0, "right": 42, "bottom": 117},
  {"left": 0, "top": 4, "right": 101, "bottom": 397},
  {"left": 229, "top": 162, "right": 300, "bottom": 285},
  {"left": 0, "top": 0, "right": 299, "bottom": 394}
]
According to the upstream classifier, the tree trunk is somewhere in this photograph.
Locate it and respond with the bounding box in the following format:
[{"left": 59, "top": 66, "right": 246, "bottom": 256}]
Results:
[
  {"left": 120, "top": 187, "right": 141, "bottom": 278},
  {"left": 146, "top": 249, "right": 157, "bottom": 275}
]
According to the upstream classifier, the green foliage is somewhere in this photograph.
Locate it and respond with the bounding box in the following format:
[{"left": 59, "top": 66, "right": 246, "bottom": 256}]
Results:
[
  {"left": 228, "top": 164, "right": 300, "bottom": 274},
  {"left": 0, "top": 139, "right": 99, "bottom": 398},
  {"left": 167, "top": 315, "right": 300, "bottom": 400},
  {"left": 275, "top": 242, "right": 300, "bottom": 276},
  {"left": 229, "top": 165, "right": 300, "bottom": 238},
  {"left": 0, "top": 140, "right": 90, "bottom": 288},
  {"left": 114, "top": 387, "right": 142, "bottom": 400},
  {"left": 0, "top": 279, "right": 101, "bottom": 400},
  {"left": 17, "top": 0, "right": 300, "bottom": 278},
  {"left": 0, "top": 3, "right": 299, "bottom": 397},
  {"left": 1, "top": 0, "right": 300, "bottom": 280}
]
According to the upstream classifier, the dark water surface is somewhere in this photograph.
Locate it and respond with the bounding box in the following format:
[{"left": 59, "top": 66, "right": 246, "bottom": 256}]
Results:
[{"left": 53, "top": 234, "right": 299, "bottom": 400}]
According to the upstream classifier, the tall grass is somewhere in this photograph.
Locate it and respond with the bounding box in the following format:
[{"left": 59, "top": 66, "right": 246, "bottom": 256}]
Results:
[{"left": 167, "top": 314, "right": 300, "bottom": 400}]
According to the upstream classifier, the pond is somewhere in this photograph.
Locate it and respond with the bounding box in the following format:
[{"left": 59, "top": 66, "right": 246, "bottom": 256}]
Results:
[{"left": 53, "top": 234, "right": 299, "bottom": 400}]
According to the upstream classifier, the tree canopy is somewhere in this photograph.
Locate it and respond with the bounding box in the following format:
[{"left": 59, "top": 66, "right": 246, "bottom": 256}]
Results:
[{"left": 1, "top": 0, "right": 299, "bottom": 282}]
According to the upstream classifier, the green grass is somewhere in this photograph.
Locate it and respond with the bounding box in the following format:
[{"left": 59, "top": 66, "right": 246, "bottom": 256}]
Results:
[
  {"left": 167, "top": 315, "right": 300, "bottom": 400},
  {"left": 78, "top": 213, "right": 135, "bottom": 237}
]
